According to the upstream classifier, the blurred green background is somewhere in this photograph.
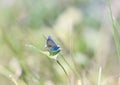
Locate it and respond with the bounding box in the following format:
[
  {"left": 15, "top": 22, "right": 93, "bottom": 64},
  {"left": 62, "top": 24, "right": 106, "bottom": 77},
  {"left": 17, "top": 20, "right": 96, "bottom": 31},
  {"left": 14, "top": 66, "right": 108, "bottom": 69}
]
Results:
[{"left": 0, "top": 0, "right": 120, "bottom": 85}]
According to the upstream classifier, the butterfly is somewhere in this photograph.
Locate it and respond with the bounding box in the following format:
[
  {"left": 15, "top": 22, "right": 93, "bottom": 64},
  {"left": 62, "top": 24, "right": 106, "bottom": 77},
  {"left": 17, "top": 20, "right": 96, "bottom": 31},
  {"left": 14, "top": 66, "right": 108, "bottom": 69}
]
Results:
[{"left": 45, "top": 36, "right": 60, "bottom": 55}]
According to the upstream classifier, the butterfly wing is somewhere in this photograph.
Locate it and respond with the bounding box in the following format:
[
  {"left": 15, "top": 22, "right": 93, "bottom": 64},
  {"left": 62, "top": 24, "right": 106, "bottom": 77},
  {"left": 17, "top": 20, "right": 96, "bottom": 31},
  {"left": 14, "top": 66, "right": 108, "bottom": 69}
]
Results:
[{"left": 46, "top": 36, "right": 60, "bottom": 52}]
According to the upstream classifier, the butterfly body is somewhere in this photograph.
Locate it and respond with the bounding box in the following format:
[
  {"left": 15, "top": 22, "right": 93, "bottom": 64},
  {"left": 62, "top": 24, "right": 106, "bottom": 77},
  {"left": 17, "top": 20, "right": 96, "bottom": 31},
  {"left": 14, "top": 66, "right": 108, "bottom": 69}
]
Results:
[{"left": 46, "top": 36, "right": 60, "bottom": 55}]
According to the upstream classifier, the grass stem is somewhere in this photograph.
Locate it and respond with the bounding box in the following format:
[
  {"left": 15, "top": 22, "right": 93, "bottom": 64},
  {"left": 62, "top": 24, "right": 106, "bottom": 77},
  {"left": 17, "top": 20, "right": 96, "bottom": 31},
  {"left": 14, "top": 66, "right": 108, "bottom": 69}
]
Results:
[
  {"left": 97, "top": 67, "right": 102, "bottom": 85},
  {"left": 108, "top": 0, "right": 120, "bottom": 61},
  {"left": 56, "top": 60, "right": 70, "bottom": 84},
  {"left": 60, "top": 53, "right": 81, "bottom": 79}
]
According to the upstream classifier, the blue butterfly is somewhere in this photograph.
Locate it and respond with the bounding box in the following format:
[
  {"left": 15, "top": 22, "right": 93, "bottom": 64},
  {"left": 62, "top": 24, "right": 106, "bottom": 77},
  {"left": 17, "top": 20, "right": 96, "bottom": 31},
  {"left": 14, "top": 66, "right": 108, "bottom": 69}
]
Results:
[{"left": 46, "top": 36, "right": 60, "bottom": 55}]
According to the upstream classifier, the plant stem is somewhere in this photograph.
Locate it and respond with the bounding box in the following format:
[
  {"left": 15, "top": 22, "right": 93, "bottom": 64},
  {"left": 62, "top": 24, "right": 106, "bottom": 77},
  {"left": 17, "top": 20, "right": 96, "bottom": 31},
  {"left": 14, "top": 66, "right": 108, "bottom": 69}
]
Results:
[
  {"left": 60, "top": 54, "right": 81, "bottom": 79},
  {"left": 56, "top": 60, "right": 70, "bottom": 83},
  {"left": 108, "top": 0, "right": 120, "bottom": 61},
  {"left": 9, "top": 75, "right": 18, "bottom": 85},
  {"left": 97, "top": 67, "right": 102, "bottom": 85}
]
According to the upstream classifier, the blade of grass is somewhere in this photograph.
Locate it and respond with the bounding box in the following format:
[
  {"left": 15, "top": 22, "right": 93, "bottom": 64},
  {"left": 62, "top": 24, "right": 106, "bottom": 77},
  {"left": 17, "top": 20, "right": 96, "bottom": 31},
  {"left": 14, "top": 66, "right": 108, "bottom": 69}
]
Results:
[
  {"left": 56, "top": 60, "right": 70, "bottom": 84},
  {"left": 97, "top": 67, "right": 102, "bottom": 85},
  {"left": 60, "top": 53, "right": 81, "bottom": 79},
  {"left": 9, "top": 75, "right": 19, "bottom": 85},
  {"left": 0, "top": 65, "right": 19, "bottom": 85},
  {"left": 108, "top": 0, "right": 120, "bottom": 61}
]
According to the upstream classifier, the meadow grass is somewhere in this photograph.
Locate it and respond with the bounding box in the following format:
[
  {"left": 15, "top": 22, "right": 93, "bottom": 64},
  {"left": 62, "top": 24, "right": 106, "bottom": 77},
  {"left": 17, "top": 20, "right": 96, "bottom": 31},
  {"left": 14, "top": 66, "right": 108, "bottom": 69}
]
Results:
[{"left": 0, "top": 0, "right": 120, "bottom": 85}]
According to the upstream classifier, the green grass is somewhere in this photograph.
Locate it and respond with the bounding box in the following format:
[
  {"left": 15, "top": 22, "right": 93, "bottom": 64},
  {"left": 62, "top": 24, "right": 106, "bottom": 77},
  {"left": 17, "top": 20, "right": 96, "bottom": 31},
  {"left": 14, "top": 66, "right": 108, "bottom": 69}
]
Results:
[{"left": 108, "top": 0, "right": 120, "bottom": 61}]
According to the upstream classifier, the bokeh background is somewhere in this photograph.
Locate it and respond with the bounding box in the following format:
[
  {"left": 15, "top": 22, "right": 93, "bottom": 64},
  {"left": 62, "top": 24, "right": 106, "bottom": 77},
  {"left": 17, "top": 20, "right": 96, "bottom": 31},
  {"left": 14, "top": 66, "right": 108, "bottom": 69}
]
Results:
[{"left": 0, "top": 0, "right": 120, "bottom": 85}]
